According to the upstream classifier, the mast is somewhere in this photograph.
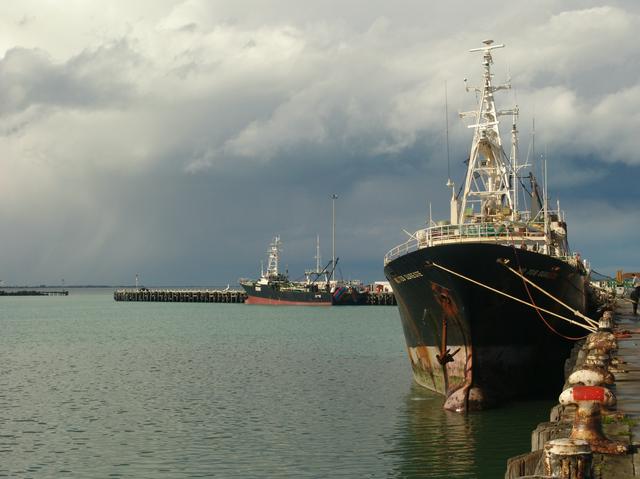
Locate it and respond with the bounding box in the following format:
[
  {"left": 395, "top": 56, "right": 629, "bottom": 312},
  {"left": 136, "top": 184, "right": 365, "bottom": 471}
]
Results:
[
  {"left": 459, "top": 40, "right": 514, "bottom": 223},
  {"left": 266, "top": 236, "right": 281, "bottom": 278},
  {"left": 445, "top": 81, "right": 458, "bottom": 224},
  {"left": 509, "top": 107, "right": 519, "bottom": 221},
  {"left": 445, "top": 81, "right": 451, "bottom": 183},
  {"left": 315, "top": 234, "right": 321, "bottom": 273}
]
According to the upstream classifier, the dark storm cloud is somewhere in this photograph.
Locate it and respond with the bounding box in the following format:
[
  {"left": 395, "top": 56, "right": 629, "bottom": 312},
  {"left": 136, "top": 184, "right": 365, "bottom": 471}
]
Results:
[{"left": 0, "top": 0, "right": 639, "bottom": 285}]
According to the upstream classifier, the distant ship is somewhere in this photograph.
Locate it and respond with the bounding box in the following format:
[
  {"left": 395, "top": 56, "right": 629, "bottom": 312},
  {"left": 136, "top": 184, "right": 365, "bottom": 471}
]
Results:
[
  {"left": 240, "top": 236, "right": 368, "bottom": 306},
  {"left": 240, "top": 236, "right": 333, "bottom": 306},
  {"left": 383, "top": 41, "right": 595, "bottom": 411}
]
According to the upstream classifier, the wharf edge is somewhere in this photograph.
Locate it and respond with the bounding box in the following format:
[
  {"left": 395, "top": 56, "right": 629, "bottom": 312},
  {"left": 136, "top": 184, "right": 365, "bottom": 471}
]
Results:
[
  {"left": 505, "top": 298, "right": 640, "bottom": 478},
  {"left": 113, "top": 288, "right": 396, "bottom": 305}
]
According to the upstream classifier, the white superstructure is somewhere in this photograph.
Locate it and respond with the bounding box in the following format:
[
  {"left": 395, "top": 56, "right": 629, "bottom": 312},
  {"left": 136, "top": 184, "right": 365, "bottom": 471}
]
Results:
[{"left": 385, "top": 41, "right": 574, "bottom": 265}]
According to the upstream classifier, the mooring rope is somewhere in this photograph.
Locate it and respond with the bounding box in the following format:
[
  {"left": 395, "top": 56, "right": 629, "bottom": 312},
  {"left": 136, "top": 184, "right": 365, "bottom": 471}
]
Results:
[
  {"left": 499, "top": 260, "right": 599, "bottom": 328},
  {"left": 505, "top": 232, "right": 591, "bottom": 340},
  {"left": 428, "top": 261, "right": 596, "bottom": 333}
]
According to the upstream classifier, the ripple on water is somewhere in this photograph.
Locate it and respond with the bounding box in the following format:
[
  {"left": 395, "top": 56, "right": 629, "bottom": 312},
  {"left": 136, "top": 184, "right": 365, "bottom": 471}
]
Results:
[{"left": 0, "top": 296, "right": 548, "bottom": 478}]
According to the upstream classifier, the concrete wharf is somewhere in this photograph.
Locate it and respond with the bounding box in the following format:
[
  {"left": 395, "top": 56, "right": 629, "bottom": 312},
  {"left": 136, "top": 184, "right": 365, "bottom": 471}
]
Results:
[
  {"left": 505, "top": 299, "right": 640, "bottom": 478},
  {"left": 113, "top": 288, "right": 396, "bottom": 305}
]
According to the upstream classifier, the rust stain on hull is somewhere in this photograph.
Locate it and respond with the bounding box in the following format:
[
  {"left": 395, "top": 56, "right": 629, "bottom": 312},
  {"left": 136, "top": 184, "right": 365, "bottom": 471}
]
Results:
[{"left": 402, "top": 280, "right": 479, "bottom": 410}]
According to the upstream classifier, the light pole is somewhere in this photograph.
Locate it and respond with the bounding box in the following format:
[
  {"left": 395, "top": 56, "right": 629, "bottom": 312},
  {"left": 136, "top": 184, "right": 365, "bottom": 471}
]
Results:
[{"left": 330, "top": 194, "right": 338, "bottom": 281}]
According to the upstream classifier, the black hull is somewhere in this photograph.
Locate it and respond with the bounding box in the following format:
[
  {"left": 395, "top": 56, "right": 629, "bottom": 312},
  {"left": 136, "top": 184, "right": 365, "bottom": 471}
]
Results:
[
  {"left": 240, "top": 283, "right": 332, "bottom": 306},
  {"left": 384, "top": 243, "right": 588, "bottom": 410}
]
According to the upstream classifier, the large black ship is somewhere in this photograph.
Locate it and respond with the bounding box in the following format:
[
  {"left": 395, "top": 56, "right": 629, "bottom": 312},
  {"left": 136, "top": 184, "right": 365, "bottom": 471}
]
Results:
[{"left": 383, "top": 41, "right": 596, "bottom": 411}]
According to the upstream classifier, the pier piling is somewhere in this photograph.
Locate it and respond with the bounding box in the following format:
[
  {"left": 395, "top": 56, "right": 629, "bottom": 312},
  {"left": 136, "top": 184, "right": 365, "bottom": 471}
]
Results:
[{"left": 113, "top": 289, "right": 248, "bottom": 303}]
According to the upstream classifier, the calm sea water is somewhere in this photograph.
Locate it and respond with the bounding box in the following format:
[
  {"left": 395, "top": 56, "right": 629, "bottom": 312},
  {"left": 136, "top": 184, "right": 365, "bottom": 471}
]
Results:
[{"left": 0, "top": 289, "right": 552, "bottom": 478}]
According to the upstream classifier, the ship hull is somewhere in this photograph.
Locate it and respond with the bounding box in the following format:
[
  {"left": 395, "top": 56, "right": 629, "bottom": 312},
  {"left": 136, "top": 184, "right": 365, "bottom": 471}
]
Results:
[
  {"left": 241, "top": 283, "right": 332, "bottom": 306},
  {"left": 384, "top": 242, "right": 588, "bottom": 411}
]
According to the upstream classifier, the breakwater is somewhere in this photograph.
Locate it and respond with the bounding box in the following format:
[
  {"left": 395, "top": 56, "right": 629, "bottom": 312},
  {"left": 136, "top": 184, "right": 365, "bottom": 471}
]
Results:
[
  {"left": 0, "top": 289, "right": 69, "bottom": 296},
  {"left": 113, "top": 288, "right": 396, "bottom": 305},
  {"left": 114, "top": 289, "right": 247, "bottom": 303}
]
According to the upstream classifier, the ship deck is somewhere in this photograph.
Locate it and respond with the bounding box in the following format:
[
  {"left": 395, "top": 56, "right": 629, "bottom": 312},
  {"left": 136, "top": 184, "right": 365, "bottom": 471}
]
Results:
[{"left": 384, "top": 219, "right": 576, "bottom": 266}]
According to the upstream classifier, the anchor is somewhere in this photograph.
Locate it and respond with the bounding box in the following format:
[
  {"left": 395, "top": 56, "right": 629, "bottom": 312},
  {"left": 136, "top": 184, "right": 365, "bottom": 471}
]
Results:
[
  {"left": 437, "top": 347, "right": 461, "bottom": 365},
  {"left": 436, "top": 294, "right": 460, "bottom": 365}
]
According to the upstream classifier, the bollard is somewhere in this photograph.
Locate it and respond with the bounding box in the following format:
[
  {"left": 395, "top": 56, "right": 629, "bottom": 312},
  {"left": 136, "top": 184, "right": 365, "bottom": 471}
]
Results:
[
  {"left": 568, "top": 368, "right": 610, "bottom": 387},
  {"left": 585, "top": 331, "right": 617, "bottom": 353},
  {"left": 558, "top": 386, "right": 628, "bottom": 454},
  {"left": 583, "top": 350, "right": 610, "bottom": 370},
  {"left": 598, "top": 311, "right": 613, "bottom": 332},
  {"left": 543, "top": 438, "right": 593, "bottom": 479}
]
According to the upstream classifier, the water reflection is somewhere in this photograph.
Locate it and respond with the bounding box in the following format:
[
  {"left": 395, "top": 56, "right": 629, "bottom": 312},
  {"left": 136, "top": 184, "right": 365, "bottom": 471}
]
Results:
[
  {"left": 385, "top": 385, "right": 474, "bottom": 478},
  {"left": 386, "top": 384, "right": 553, "bottom": 478}
]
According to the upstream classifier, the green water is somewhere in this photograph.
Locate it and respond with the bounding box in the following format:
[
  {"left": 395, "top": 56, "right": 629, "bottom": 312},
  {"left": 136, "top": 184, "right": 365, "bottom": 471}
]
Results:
[{"left": 0, "top": 289, "right": 551, "bottom": 477}]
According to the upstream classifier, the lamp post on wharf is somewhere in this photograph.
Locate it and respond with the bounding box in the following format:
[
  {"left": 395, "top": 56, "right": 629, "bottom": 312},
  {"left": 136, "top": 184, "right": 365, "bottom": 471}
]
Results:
[{"left": 330, "top": 194, "right": 338, "bottom": 281}]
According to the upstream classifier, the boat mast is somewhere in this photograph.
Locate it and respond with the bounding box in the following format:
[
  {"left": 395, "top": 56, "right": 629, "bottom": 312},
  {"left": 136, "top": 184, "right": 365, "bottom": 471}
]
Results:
[
  {"left": 266, "top": 236, "right": 281, "bottom": 278},
  {"left": 459, "top": 40, "right": 514, "bottom": 224},
  {"left": 543, "top": 154, "right": 549, "bottom": 253},
  {"left": 445, "top": 82, "right": 458, "bottom": 224},
  {"left": 509, "top": 107, "right": 520, "bottom": 221},
  {"left": 315, "top": 234, "right": 321, "bottom": 273}
]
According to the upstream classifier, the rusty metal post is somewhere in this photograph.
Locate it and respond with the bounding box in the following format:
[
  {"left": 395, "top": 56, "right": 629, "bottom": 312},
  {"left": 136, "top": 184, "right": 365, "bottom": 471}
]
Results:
[
  {"left": 558, "top": 386, "right": 628, "bottom": 454},
  {"left": 543, "top": 438, "right": 593, "bottom": 479},
  {"left": 599, "top": 311, "right": 614, "bottom": 332},
  {"left": 583, "top": 349, "right": 610, "bottom": 370},
  {"left": 568, "top": 368, "right": 609, "bottom": 387},
  {"left": 580, "top": 332, "right": 617, "bottom": 385},
  {"left": 586, "top": 331, "right": 617, "bottom": 352}
]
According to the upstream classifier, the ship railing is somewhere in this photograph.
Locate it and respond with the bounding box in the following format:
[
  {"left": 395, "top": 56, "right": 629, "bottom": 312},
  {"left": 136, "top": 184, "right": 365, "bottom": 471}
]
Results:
[
  {"left": 384, "top": 222, "right": 549, "bottom": 264},
  {"left": 556, "top": 254, "right": 590, "bottom": 273}
]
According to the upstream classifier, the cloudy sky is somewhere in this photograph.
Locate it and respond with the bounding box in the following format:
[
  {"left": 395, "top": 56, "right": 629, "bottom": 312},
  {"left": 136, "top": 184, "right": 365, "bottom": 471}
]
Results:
[{"left": 0, "top": 0, "right": 638, "bottom": 286}]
